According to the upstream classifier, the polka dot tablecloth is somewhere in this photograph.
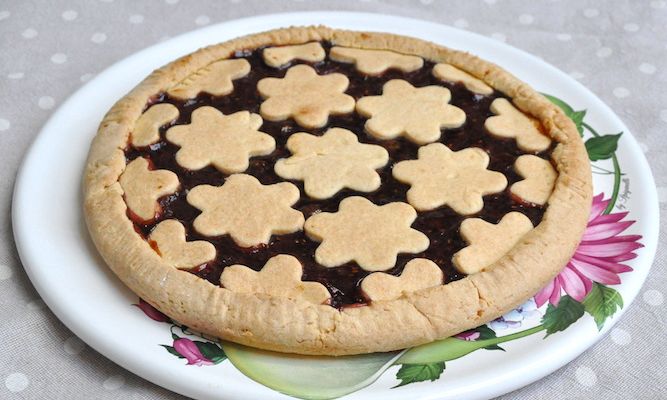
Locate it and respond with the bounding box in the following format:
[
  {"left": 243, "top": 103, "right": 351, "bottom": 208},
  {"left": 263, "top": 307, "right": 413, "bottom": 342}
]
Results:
[{"left": 1, "top": 1, "right": 666, "bottom": 399}]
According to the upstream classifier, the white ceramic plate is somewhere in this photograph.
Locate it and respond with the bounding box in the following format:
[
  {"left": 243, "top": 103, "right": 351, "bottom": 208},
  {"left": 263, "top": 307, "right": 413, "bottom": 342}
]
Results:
[{"left": 13, "top": 12, "right": 659, "bottom": 400}]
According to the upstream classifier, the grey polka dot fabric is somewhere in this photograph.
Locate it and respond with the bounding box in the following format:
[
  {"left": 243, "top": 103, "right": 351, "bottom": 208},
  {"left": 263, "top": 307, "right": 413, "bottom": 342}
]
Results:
[{"left": 1, "top": 1, "right": 665, "bottom": 399}]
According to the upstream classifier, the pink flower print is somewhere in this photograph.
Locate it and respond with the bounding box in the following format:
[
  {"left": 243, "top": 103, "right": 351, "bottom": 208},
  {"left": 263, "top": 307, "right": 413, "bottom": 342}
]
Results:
[
  {"left": 133, "top": 298, "right": 170, "bottom": 323},
  {"left": 173, "top": 337, "right": 214, "bottom": 366},
  {"left": 535, "top": 193, "right": 642, "bottom": 307},
  {"left": 455, "top": 331, "right": 481, "bottom": 341}
]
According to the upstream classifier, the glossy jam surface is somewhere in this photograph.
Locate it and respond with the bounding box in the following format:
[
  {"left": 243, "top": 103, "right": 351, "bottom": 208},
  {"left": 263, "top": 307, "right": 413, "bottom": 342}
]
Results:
[{"left": 125, "top": 42, "right": 553, "bottom": 308}]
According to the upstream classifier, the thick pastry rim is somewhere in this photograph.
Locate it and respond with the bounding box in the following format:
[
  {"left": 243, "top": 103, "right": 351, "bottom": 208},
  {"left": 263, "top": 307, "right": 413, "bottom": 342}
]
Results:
[{"left": 83, "top": 26, "right": 592, "bottom": 356}]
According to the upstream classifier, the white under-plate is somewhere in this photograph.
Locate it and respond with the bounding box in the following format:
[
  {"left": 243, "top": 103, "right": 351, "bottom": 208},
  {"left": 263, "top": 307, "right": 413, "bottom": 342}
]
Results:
[{"left": 13, "top": 11, "right": 659, "bottom": 400}]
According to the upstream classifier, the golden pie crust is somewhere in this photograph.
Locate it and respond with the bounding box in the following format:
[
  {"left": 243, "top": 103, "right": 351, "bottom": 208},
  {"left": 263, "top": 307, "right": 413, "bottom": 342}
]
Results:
[{"left": 84, "top": 26, "right": 591, "bottom": 356}]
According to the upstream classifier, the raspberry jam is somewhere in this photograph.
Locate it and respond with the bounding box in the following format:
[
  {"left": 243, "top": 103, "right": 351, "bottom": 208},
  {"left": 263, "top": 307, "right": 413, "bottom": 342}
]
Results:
[{"left": 125, "top": 42, "right": 553, "bottom": 308}]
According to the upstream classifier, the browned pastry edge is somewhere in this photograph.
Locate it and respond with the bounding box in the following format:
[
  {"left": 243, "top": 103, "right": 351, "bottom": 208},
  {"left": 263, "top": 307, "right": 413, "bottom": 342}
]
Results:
[{"left": 83, "top": 26, "right": 592, "bottom": 355}]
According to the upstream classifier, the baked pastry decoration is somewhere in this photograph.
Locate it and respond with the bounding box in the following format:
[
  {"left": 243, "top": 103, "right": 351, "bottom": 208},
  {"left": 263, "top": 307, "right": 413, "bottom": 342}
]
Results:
[
  {"left": 452, "top": 212, "right": 534, "bottom": 274},
  {"left": 221, "top": 255, "right": 331, "bottom": 305},
  {"left": 118, "top": 157, "right": 179, "bottom": 222},
  {"left": 187, "top": 174, "right": 304, "bottom": 247},
  {"left": 304, "top": 196, "right": 429, "bottom": 271},
  {"left": 263, "top": 42, "right": 326, "bottom": 68},
  {"left": 149, "top": 220, "right": 216, "bottom": 270},
  {"left": 167, "top": 59, "right": 250, "bottom": 99},
  {"left": 392, "top": 143, "right": 507, "bottom": 214},
  {"left": 356, "top": 79, "right": 466, "bottom": 144},
  {"left": 510, "top": 155, "right": 558, "bottom": 205},
  {"left": 257, "top": 64, "right": 355, "bottom": 128},
  {"left": 360, "top": 258, "right": 443, "bottom": 301},
  {"left": 84, "top": 27, "right": 591, "bottom": 356},
  {"left": 432, "top": 63, "right": 493, "bottom": 95},
  {"left": 165, "top": 106, "right": 275, "bottom": 173},
  {"left": 329, "top": 46, "right": 423, "bottom": 75},
  {"left": 274, "top": 127, "right": 389, "bottom": 199},
  {"left": 131, "top": 103, "right": 179, "bottom": 147},
  {"left": 485, "top": 98, "right": 552, "bottom": 152}
]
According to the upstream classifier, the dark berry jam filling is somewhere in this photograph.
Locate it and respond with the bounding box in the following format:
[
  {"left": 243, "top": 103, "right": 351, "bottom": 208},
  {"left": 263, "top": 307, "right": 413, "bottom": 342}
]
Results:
[{"left": 125, "top": 42, "right": 553, "bottom": 308}]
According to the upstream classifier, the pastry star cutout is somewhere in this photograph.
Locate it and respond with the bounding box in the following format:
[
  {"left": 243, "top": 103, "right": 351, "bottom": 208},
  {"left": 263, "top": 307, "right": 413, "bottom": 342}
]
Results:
[
  {"left": 484, "top": 98, "right": 551, "bottom": 152},
  {"left": 119, "top": 157, "right": 179, "bottom": 222},
  {"left": 393, "top": 143, "right": 508, "bottom": 215},
  {"left": 274, "top": 128, "right": 389, "bottom": 199},
  {"left": 262, "top": 42, "right": 326, "bottom": 68},
  {"left": 166, "top": 106, "right": 275, "bottom": 174},
  {"left": 452, "top": 212, "right": 534, "bottom": 274},
  {"left": 167, "top": 58, "right": 250, "bottom": 99},
  {"left": 131, "top": 103, "right": 179, "bottom": 147},
  {"left": 221, "top": 255, "right": 331, "bottom": 305},
  {"left": 356, "top": 80, "right": 466, "bottom": 145},
  {"left": 187, "top": 174, "right": 304, "bottom": 247},
  {"left": 510, "top": 155, "right": 557, "bottom": 205},
  {"left": 432, "top": 63, "right": 493, "bottom": 95},
  {"left": 329, "top": 46, "right": 424, "bottom": 75},
  {"left": 360, "top": 258, "right": 443, "bottom": 302},
  {"left": 257, "top": 64, "right": 355, "bottom": 128},
  {"left": 304, "top": 197, "right": 429, "bottom": 271},
  {"left": 149, "top": 220, "right": 216, "bottom": 270}
]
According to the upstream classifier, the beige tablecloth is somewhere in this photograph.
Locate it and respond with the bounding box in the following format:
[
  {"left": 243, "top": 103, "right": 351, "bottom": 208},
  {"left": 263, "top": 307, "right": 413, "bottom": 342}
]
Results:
[{"left": 1, "top": 0, "right": 665, "bottom": 399}]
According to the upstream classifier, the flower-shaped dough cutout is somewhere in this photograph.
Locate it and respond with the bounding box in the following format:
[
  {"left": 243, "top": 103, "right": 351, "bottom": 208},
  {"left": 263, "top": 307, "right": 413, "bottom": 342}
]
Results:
[
  {"left": 393, "top": 143, "right": 507, "bottom": 215},
  {"left": 329, "top": 46, "right": 423, "bottom": 75},
  {"left": 187, "top": 174, "right": 304, "bottom": 247},
  {"left": 511, "top": 155, "right": 557, "bottom": 205},
  {"left": 262, "top": 42, "right": 326, "bottom": 68},
  {"left": 274, "top": 128, "right": 389, "bottom": 199},
  {"left": 220, "top": 255, "right": 331, "bottom": 305},
  {"left": 257, "top": 64, "right": 355, "bottom": 128},
  {"left": 149, "top": 220, "right": 216, "bottom": 270},
  {"left": 452, "top": 212, "right": 534, "bottom": 274},
  {"left": 304, "top": 197, "right": 429, "bottom": 271},
  {"left": 432, "top": 63, "right": 493, "bottom": 95},
  {"left": 356, "top": 80, "right": 466, "bottom": 144},
  {"left": 166, "top": 106, "right": 275, "bottom": 174},
  {"left": 167, "top": 59, "right": 250, "bottom": 100},
  {"left": 484, "top": 98, "right": 551, "bottom": 152},
  {"left": 360, "top": 259, "right": 443, "bottom": 302},
  {"left": 119, "top": 157, "right": 179, "bottom": 222},
  {"left": 131, "top": 103, "right": 179, "bottom": 147}
]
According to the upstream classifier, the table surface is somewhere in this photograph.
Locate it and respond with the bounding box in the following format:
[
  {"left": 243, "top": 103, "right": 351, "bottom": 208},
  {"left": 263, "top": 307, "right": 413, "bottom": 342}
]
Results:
[{"left": 1, "top": 0, "right": 665, "bottom": 399}]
